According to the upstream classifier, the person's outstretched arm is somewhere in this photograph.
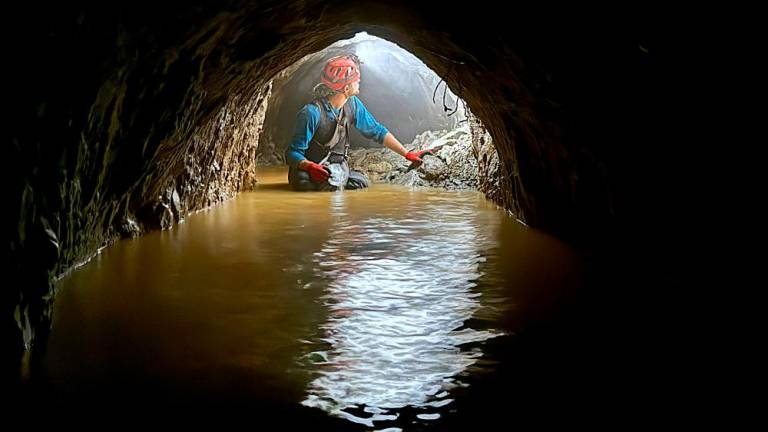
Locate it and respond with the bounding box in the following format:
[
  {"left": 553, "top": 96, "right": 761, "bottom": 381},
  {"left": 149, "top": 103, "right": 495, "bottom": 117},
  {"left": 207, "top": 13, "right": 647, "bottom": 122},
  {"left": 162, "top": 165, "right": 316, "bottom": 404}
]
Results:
[
  {"left": 351, "top": 96, "right": 432, "bottom": 163},
  {"left": 382, "top": 132, "right": 407, "bottom": 157}
]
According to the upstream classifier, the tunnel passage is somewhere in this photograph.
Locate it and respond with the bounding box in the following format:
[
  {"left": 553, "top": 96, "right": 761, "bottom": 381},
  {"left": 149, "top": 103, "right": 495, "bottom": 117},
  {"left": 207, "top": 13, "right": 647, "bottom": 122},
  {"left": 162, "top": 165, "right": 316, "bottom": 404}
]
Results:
[
  {"left": 8, "top": 0, "right": 653, "bottom": 412},
  {"left": 257, "top": 32, "right": 486, "bottom": 190},
  {"left": 257, "top": 32, "right": 468, "bottom": 164}
]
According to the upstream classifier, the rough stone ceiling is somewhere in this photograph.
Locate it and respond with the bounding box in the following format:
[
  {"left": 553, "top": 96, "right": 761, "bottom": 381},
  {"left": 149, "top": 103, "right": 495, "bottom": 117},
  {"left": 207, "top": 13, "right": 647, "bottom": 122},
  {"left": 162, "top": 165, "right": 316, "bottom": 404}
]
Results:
[{"left": 7, "top": 1, "right": 653, "bottom": 376}]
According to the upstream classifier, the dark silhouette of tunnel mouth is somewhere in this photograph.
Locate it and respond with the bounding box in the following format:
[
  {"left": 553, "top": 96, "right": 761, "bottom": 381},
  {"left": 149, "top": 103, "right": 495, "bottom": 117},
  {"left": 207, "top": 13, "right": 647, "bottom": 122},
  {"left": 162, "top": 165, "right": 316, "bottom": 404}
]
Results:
[{"left": 9, "top": 5, "right": 650, "bottom": 409}]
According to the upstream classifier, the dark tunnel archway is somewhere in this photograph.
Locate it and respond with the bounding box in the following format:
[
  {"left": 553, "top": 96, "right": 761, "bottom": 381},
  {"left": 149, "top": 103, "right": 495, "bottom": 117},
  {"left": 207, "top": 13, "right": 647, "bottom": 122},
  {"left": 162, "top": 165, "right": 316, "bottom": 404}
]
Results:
[
  {"left": 257, "top": 32, "right": 470, "bottom": 165},
  {"left": 7, "top": 1, "right": 657, "bottom": 422}
]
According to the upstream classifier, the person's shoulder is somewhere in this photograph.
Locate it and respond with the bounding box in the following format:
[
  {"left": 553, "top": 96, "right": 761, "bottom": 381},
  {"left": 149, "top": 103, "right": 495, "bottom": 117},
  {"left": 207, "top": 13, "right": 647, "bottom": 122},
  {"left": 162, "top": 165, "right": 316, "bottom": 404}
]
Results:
[
  {"left": 301, "top": 100, "right": 322, "bottom": 110},
  {"left": 349, "top": 96, "right": 367, "bottom": 111},
  {"left": 298, "top": 102, "right": 321, "bottom": 117}
]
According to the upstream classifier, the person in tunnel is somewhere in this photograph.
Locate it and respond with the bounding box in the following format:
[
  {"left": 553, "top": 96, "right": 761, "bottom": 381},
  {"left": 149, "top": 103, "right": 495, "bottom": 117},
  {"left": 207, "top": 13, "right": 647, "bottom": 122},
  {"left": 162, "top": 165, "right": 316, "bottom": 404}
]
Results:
[{"left": 284, "top": 54, "right": 432, "bottom": 191}]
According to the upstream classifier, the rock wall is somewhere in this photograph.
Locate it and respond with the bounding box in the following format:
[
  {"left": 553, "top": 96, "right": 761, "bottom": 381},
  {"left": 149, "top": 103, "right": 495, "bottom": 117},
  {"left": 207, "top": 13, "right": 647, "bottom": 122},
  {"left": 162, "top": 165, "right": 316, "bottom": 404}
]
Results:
[{"left": 7, "top": 1, "right": 652, "bottom": 378}]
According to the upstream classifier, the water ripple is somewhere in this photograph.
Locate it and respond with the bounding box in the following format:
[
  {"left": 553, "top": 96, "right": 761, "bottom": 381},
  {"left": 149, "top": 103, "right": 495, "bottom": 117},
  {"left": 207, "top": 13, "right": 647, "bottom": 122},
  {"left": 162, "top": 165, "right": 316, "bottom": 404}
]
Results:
[{"left": 300, "top": 193, "right": 503, "bottom": 428}]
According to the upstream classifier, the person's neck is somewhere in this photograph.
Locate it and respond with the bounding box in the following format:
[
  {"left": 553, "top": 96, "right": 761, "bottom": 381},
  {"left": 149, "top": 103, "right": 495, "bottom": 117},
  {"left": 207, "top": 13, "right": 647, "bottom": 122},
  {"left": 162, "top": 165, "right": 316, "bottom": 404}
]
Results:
[{"left": 328, "top": 92, "right": 348, "bottom": 109}]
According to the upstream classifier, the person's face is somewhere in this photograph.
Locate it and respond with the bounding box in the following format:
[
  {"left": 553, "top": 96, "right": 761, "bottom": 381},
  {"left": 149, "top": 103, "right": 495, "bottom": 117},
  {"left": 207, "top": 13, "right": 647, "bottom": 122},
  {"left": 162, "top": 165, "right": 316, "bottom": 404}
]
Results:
[{"left": 345, "top": 79, "right": 360, "bottom": 97}]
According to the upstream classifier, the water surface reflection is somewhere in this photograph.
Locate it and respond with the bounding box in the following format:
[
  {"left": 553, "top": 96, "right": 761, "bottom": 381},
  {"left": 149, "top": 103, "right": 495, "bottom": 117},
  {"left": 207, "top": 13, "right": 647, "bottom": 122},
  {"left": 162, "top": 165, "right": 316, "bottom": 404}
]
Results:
[{"left": 301, "top": 192, "right": 504, "bottom": 428}]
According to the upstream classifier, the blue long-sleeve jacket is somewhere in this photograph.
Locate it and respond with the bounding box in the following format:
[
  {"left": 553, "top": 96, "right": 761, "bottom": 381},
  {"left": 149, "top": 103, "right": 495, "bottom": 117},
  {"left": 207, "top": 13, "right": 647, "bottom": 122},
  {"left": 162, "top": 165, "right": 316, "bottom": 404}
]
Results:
[{"left": 285, "top": 96, "right": 389, "bottom": 169}]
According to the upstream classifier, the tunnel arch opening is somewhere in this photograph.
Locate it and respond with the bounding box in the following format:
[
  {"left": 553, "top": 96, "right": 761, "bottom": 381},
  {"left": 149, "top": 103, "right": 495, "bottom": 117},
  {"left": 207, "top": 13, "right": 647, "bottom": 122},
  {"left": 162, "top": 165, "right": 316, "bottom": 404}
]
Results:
[
  {"left": 8, "top": 4, "right": 647, "bottom": 398},
  {"left": 254, "top": 31, "right": 495, "bottom": 192}
]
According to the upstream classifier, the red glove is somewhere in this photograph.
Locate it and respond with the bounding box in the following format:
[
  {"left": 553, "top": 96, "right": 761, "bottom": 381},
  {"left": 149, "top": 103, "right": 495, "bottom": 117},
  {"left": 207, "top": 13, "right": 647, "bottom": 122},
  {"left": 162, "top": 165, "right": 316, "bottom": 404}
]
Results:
[
  {"left": 304, "top": 161, "right": 330, "bottom": 182},
  {"left": 404, "top": 149, "right": 433, "bottom": 164}
]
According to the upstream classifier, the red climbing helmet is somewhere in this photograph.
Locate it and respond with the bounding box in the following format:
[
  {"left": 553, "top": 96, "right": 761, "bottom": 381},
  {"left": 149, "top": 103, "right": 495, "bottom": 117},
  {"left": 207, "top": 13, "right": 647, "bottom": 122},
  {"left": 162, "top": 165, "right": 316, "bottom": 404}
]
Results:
[{"left": 321, "top": 55, "right": 361, "bottom": 91}]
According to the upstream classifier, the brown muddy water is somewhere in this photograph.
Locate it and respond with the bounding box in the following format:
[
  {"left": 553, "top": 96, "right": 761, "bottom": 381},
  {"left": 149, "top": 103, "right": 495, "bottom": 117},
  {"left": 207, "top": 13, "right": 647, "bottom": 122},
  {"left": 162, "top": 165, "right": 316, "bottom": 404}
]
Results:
[{"left": 29, "top": 167, "right": 590, "bottom": 430}]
